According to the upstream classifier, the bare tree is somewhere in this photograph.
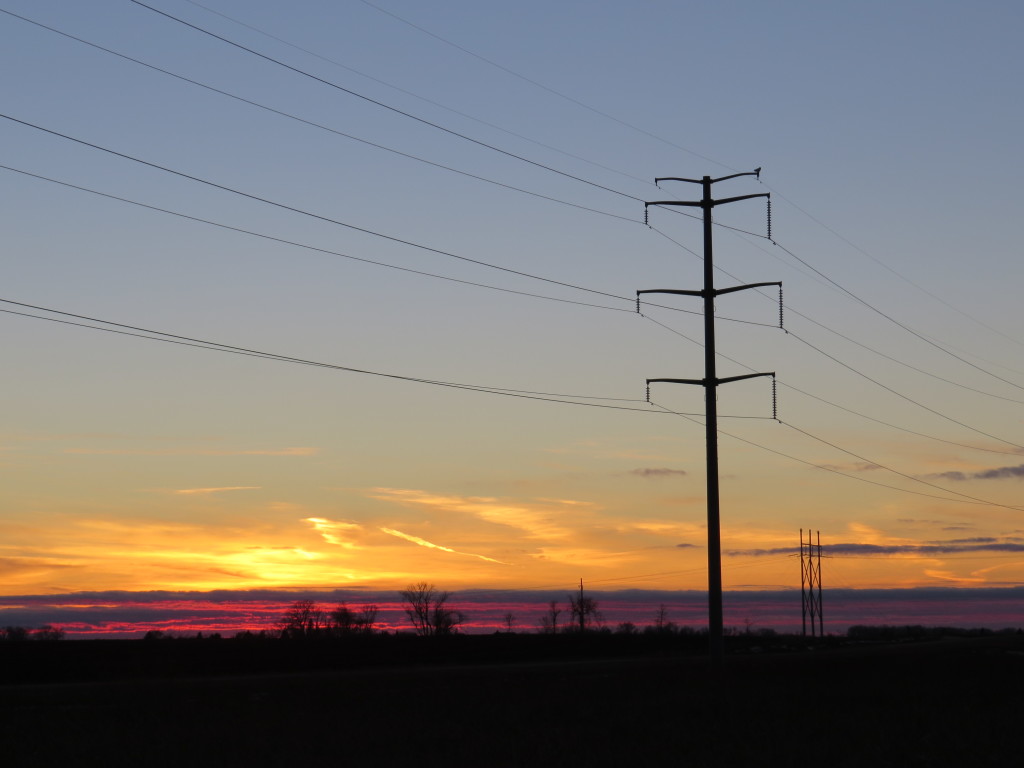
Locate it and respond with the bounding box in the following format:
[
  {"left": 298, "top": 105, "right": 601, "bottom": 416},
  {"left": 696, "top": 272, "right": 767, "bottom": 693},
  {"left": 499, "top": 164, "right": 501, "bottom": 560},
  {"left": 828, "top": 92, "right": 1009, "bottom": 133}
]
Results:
[
  {"left": 331, "top": 602, "right": 379, "bottom": 635},
  {"left": 279, "top": 599, "right": 326, "bottom": 639},
  {"left": 32, "top": 625, "right": 65, "bottom": 641},
  {"left": 355, "top": 604, "right": 379, "bottom": 634},
  {"left": 646, "top": 603, "right": 677, "bottom": 635},
  {"left": 503, "top": 612, "right": 516, "bottom": 633},
  {"left": 399, "top": 582, "right": 464, "bottom": 636},
  {"left": 654, "top": 604, "right": 669, "bottom": 631},
  {"left": 538, "top": 600, "right": 562, "bottom": 634},
  {"left": 569, "top": 593, "right": 601, "bottom": 633},
  {"left": 331, "top": 602, "right": 356, "bottom": 635},
  {"left": 0, "top": 626, "right": 29, "bottom": 641}
]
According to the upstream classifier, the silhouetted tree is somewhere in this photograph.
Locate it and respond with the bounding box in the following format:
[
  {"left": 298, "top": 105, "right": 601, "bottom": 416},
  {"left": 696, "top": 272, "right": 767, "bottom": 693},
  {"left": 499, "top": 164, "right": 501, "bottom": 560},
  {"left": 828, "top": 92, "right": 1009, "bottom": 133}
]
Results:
[
  {"left": 279, "top": 599, "right": 326, "bottom": 639},
  {"left": 399, "top": 582, "right": 464, "bottom": 636},
  {"left": 538, "top": 600, "right": 562, "bottom": 634},
  {"left": 234, "top": 629, "right": 270, "bottom": 640},
  {"left": 503, "top": 612, "right": 516, "bottom": 633},
  {"left": 32, "top": 625, "right": 65, "bottom": 641},
  {"left": 330, "top": 602, "right": 379, "bottom": 635},
  {"left": 615, "top": 621, "right": 639, "bottom": 635},
  {"left": 331, "top": 602, "right": 356, "bottom": 634},
  {"left": 569, "top": 593, "right": 601, "bottom": 633},
  {"left": 654, "top": 604, "right": 669, "bottom": 631},
  {"left": 644, "top": 604, "right": 677, "bottom": 636},
  {"left": 357, "top": 604, "right": 379, "bottom": 634},
  {"left": 0, "top": 626, "right": 29, "bottom": 641}
]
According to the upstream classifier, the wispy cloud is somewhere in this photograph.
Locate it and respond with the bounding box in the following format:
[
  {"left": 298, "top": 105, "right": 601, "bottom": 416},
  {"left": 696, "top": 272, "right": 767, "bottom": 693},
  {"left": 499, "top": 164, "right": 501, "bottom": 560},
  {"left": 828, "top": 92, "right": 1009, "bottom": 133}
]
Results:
[
  {"left": 379, "top": 527, "right": 506, "bottom": 564},
  {"left": 628, "top": 468, "right": 687, "bottom": 479},
  {"left": 303, "top": 518, "right": 363, "bottom": 549},
  {"left": 368, "top": 488, "right": 579, "bottom": 541},
  {"left": 933, "top": 464, "right": 1024, "bottom": 481},
  {"left": 922, "top": 569, "right": 986, "bottom": 585},
  {"left": 172, "top": 486, "right": 261, "bottom": 495}
]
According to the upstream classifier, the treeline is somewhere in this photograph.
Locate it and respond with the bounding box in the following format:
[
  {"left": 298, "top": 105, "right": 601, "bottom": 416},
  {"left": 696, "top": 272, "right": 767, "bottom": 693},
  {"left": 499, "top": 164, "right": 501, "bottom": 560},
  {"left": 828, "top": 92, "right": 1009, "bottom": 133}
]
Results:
[
  {"left": 7, "top": 581, "right": 1022, "bottom": 641},
  {"left": 0, "top": 625, "right": 64, "bottom": 641},
  {"left": 847, "top": 625, "right": 1023, "bottom": 640}
]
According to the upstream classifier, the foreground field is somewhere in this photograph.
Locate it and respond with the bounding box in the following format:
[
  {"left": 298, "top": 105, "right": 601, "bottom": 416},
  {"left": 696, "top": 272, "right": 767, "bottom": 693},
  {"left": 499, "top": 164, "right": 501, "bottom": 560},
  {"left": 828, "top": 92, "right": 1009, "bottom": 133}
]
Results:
[{"left": 2, "top": 634, "right": 1022, "bottom": 767}]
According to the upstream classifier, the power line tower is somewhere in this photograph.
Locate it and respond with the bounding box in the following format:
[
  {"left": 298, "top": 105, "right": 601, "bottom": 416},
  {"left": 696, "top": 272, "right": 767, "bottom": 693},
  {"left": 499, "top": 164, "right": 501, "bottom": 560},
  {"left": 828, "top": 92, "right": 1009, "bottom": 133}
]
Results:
[
  {"left": 641, "top": 170, "right": 777, "bottom": 665},
  {"left": 800, "top": 528, "right": 824, "bottom": 637}
]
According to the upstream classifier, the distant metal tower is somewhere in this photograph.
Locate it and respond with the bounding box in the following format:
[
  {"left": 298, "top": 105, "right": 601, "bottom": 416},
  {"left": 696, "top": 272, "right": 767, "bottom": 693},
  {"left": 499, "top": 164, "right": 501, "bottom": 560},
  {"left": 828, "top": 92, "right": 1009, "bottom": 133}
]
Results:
[{"left": 800, "top": 529, "right": 824, "bottom": 637}]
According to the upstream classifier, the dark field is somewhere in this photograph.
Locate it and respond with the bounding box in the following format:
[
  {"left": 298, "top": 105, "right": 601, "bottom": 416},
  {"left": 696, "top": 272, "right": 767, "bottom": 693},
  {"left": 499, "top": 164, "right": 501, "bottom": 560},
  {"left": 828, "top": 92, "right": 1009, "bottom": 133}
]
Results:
[{"left": 2, "top": 633, "right": 1022, "bottom": 767}]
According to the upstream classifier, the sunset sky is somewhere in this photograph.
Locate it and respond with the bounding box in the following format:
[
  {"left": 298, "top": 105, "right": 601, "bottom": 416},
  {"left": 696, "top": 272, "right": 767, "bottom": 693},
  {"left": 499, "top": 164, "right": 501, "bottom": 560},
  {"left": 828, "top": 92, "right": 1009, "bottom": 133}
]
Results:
[{"left": 2, "top": 0, "right": 1023, "bottom": 636}]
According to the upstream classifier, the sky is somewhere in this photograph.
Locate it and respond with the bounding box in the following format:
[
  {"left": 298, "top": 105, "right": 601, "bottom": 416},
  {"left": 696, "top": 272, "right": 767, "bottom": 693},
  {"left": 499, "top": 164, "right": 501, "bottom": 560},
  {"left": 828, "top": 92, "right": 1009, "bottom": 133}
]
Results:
[{"left": 2, "top": 0, "right": 1023, "bottom": 637}]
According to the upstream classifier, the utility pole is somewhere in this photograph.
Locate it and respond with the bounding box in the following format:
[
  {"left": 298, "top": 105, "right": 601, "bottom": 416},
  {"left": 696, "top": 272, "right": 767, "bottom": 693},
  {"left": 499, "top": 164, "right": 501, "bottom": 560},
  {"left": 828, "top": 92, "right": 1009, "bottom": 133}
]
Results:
[
  {"left": 578, "top": 578, "right": 585, "bottom": 634},
  {"left": 641, "top": 170, "right": 777, "bottom": 664}
]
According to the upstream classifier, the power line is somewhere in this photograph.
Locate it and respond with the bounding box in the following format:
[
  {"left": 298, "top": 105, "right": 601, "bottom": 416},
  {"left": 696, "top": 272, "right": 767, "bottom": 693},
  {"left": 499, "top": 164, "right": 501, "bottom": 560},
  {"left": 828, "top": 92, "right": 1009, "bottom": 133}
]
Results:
[
  {"left": 744, "top": 232, "right": 1024, "bottom": 394},
  {"left": 0, "top": 112, "right": 633, "bottom": 302},
  {"left": 642, "top": 309, "right": 1024, "bottom": 457},
  {"left": 786, "top": 330, "right": 1024, "bottom": 452},
  {"left": 178, "top": 0, "right": 655, "bottom": 189},
  {"left": 3, "top": 8, "right": 766, "bottom": 255},
  {"left": 768, "top": 239, "right": 1024, "bottom": 393},
  {"left": 1, "top": 298, "right": 776, "bottom": 419},
  {"left": 782, "top": 302, "right": 1024, "bottom": 406},
  {"left": 0, "top": 8, "right": 638, "bottom": 226},
  {"left": 635, "top": 238, "right": 1022, "bottom": 454},
  {"left": 763, "top": 183, "right": 1024, "bottom": 349},
  {"left": 0, "top": 155, "right": 763, "bottom": 327},
  {"left": 650, "top": 219, "right": 1024, "bottom": 407},
  {"left": 285, "top": 0, "right": 1021, "bottom": 380},
  {"left": 779, "top": 420, "right": 1024, "bottom": 511},
  {"left": 633, "top": 237, "right": 1024, "bottom": 458},
  {"left": 0, "top": 305, "right": 650, "bottom": 412},
  {"left": 0, "top": 164, "right": 629, "bottom": 314},
  {"left": 649, "top": 401, "right": 1024, "bottom": 512},
  {"left": 128, "top": 0, "right": 643, "bottom": 204},
  {"left": 158, "top": 0, "right": 1018, "bottom": 378},
  {"left": 776, "top": 378, "right": 1023, "bottom": 457},
  {"left": 10, "top": 10, "right": 1017, "bottom": 505},
  {"left": 354, "top": 0, "right": 735, "bottom": 172}
]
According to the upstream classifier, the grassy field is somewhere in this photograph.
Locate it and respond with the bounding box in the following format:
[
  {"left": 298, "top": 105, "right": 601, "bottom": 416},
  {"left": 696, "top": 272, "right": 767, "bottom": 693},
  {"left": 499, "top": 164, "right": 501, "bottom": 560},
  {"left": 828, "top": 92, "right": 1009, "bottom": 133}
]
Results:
[{"left": 2, "top": 633, "right": 1021, "bottom": 767}]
